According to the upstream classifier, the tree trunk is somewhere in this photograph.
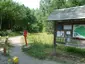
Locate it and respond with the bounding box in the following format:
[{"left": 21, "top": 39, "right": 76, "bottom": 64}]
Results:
[{"left": 0, "top": 16, "right": 2, "bottom": 30}]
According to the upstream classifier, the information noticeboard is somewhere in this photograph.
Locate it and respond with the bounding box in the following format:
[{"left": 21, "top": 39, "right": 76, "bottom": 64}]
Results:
[{"left": 73, "top": 25, "right": 85, "bottom": 39}]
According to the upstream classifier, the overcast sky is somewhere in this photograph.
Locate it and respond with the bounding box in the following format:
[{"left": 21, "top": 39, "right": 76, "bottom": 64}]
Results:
[{"left": 13, "top": 0, "right": 40, "bottom": 9}]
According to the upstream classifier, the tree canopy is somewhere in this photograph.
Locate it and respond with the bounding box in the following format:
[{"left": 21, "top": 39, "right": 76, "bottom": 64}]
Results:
[
  {"left": 38, "top": 0, "right": 85, "bottom": 32},
  {"left": 1, "top": 0, "right": 85, "bottom": 33},
  {"left": 0, "top": 0, "right": 38, "bottom": 32}
]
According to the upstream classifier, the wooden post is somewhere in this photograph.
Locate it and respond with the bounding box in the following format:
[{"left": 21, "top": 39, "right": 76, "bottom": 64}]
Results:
[
  {"left": 4, "top": 48, "right": 6, "bottom": 55},
  {"left": 4, "top": 37, "right": 8, "bottom": 55},
  {"left": 0, "top": 16, "right": 2, "bottom": 30},
  {"left": 53, "top": 21, "right": 57, "bottom": 55},
  {"left": 23, "top": 30, "right": 28, "bottom": 46},
  {"left": 24, "top": 36, "right": 28, "bottom": 46}
]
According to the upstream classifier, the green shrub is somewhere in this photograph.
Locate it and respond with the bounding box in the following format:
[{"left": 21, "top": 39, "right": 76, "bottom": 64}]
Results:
[
  {"left": 8, "top": 32, "right": 21, "bottom": 37},
  {"left": 0, "top": 31, "right": 21, "bottom": 37},
  {"left": 0, "top": 31, "right": 8, "bottom": 36},
  {"left": 65, "top": 46, "right": 85, "bottom": 56},
  {"left": 56, "top": 44, "right": 85, "bottom": 57},
  {"left": 12, "top": 25, "right": 23, "bottom": 31},
  {"left": 57, "top": 45, "right": 85, "bottom": 56}
]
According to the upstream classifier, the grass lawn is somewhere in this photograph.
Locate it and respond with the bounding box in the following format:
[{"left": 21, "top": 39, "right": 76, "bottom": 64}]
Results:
[{"left": 22, "top": 33, "right": 85, "bottom": 63}]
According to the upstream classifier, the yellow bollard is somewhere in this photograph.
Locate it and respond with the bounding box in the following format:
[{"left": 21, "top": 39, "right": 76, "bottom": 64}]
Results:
[{"left": 13, "top": 56, "right": 19, "bottom": 64}]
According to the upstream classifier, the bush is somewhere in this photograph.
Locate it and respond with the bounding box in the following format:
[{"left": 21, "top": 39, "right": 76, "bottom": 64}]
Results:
[
  {"left": 57, "top": 44, "right": 85, "bottom": 57},
  {"left": 12, "top": 25, "right": 23, "bottom": 31},
  {"left": 65, "top": 46, "right": 85, "bottom": 56},
  {"left": 0, "top": 31, "right": 8, "bottom": 36},
  {"left": 0, "top": 30, "right": 22, "bottom": 37},
  {"left": 8, "top": 32, "right": 21, "bottom": 37}
]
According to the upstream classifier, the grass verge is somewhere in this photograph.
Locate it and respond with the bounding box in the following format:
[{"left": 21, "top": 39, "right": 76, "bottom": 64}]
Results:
[
  {"left": 22, "top": 43, "right": 53, "bottom": 59},
  {"left": 22, "top": 33, "right": 85, "bottom": 63}
]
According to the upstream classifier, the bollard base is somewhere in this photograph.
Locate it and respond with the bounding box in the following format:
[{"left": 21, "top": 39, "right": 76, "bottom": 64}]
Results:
[
  {"left": 22, "top": 45, "right": 31, "bottom": 52},
  {"left": 23, "top": 45, "right": 31, "bottom": 49}
]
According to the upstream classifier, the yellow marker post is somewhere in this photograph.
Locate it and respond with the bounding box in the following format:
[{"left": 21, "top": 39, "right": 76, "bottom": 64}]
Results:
[{"left": 13, "top": 56, "right": 19, "bottom": 64}]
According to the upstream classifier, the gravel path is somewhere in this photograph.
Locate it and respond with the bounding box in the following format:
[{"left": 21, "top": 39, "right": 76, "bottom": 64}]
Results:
[
  {"left": 0, "top": 52, "right": 8, "bottom": 64},
  {"left": 0, "top": 38, "right": 8, "bottom": 64},
  {"left": 9, "top": 36, "right": 65, "bottom": 64}
]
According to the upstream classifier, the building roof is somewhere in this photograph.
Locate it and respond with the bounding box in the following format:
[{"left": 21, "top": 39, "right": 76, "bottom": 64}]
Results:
[{"left": 48, "top": 5, "right": 85, "bottom": 21}]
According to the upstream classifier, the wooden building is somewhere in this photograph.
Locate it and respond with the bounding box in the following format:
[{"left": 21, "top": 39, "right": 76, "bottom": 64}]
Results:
[{"left": 48, "top": 5, "right": 85, "bottom": 48}]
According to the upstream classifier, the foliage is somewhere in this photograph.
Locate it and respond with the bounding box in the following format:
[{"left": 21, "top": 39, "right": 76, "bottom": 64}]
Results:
[
  {"left": 40, "top": 0, "right": 85, "bottom": 15},
  {"left": 8, "top": 32, "right": 21, "bottom": 37},
  {"left": 23, "top": 42, "right": 85, "bottom": 59},
  {"left": 65, "top": 46, "right": 85, "bottom": 56},
  {"left": 22, "top": 43, "right": 53, "bottom": 59},
  {"left": 57, "top": 44, "right": 85, "bottom": 57},
  {"left": 0, "top": 31, "right": 21, "bottom": 37},
  {"left": 0, "top": 31, "right": 8, "bottom": 36},
  {"left": 1, "top": 0, "right": 85, "bottom": 33},
  {"left": 28, "top": 33, "right": 53, "bottom": 44},
  {"left": 38, "top": 0, "right": 85, "bottom": 33},
  {"left": 12, "top": 25, "right": 23, "bottom": 31},
  {"left": 22, "top": 33, "right": 53, "bottom": 59},
  {"left": 22, "top": 33, "right": 85, "bottom": 60},
  {"left": 0, "top": 0, "right": 38, "bottom": 32}
]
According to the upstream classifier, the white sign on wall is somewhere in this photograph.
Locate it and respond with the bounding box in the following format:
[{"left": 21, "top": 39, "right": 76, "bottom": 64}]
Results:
[
  {"left": 64, "top": 25, "right": 72, "bottom": 30},
  {"left": 57, "top": 31, "right": 64, "bottom": 37},
  {"left": 66, "top": 31, "right": 71, "bottom": 35}
]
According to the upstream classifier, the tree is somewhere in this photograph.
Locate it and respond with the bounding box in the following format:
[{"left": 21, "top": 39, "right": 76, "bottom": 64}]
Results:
[
  {"left": 0, "top": 0, "right": 38, "bottom": 32},
  {"left": 32, "top": 9, "right": 46, "bottom": 32},
  {"left": 39, "top": 0, "right": 85, "bottom": 33}
]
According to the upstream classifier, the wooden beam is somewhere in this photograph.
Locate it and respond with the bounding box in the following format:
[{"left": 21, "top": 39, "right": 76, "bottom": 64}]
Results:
[{"left": 53, "top": 21, "right": 57, "bottom": 55}]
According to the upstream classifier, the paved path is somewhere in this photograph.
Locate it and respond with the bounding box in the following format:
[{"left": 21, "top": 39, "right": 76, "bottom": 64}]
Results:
[{"left": 9, "top": 36, "right": 64, "bottom": 64}]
